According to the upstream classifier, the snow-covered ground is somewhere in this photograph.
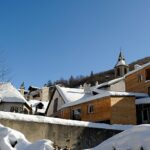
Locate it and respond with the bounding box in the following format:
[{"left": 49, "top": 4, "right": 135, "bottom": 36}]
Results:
[
  {"left": 86, "top": 124, "right": 150, "bottom": 150},
  {"left": 0, "top": 124, "right": 54, "bottom": 150}
]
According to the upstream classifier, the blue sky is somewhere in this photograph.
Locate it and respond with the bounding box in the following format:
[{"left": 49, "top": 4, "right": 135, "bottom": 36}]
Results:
[{"left": 0, "top": 0, "right": 150, "bottom": 88}]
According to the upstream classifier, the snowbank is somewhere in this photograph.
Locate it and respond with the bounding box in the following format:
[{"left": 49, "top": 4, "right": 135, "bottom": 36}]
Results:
[
  {"left": 86, "top": 124, "right": 150, "bottom": 150},
  {"left": 0, "top": 124, "right": 54, "bottom": 150},
  {"left": 0, "top": 111, "right": 133, "bottom": 131}
]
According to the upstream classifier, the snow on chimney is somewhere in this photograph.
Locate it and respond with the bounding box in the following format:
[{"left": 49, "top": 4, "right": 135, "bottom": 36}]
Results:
[
  {"left": 83, "top": 83, "right": 91, "bottom": 94},
  {"left": 134, "top": 64, "right": 141, "bottom": 70}
]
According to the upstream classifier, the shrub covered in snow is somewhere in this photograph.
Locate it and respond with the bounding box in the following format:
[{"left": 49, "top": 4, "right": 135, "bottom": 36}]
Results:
[
  {"left": 0, "top": 124, "right": 54, "bottom": 150},
  {"left": 85, "top": 125, "right": 150, "bottom": 150}
]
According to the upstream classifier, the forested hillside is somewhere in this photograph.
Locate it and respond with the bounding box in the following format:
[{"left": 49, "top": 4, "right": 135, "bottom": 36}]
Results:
[{"left": 46, "top": 57, "right": 150, "bottom": 88}]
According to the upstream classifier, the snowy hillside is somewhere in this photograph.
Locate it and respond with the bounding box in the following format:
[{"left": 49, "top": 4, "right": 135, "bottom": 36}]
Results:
[
  {"left": 86, "top": 124, "right": 150, "bottom": 150},
  {"left": 0, "top": 124, "right": 54, "bottom": 150}
]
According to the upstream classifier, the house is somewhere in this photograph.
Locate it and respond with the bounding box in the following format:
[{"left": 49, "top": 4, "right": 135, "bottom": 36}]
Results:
[
  {"left": 125, "top": 62, "right": 150, "bottom": 94},
  {"left": 46, "top": 84, "right": 149, "bottom": 125},
  {"left": 123, "top": 62, "right": 150, "bottom": 124},
  {"left": 19, "top": 84, "right": 53, "bottom": 102},
  {"left": 0, "top": 83, "right": 32, "bottom": 114},
  {"left": 46, "top": 85, "right": 85, "bottom": 117}
]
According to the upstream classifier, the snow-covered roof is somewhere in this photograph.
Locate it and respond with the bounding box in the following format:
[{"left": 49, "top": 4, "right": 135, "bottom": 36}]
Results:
[
  {"left": 28, "top": 100, "right": 48, "bottom": 113},
  {"left": 28, "top": 86, "right": 40, "bottom": 91},
  {"left": 116, "top": 59, "right": 128, "bottom": 67},
  {"left": 0, "top": 83, "right": 30, "bottom": 107},
  {"left": 56, "top": 85, "right": 85, "bottom": 103},
  {"left": 0, "top": 111, "right": 133, "bottom": 131},
  {"left": 55, "top": 84, "right": 148, "bottom": 109},
  {"left": 93, "top": 77, "right": 124, "bottom": 89},
  {"left": 136, "top": 97, "right": 150, "bottom": 105},
  {"left": 61, "top": 89, "right": 148, "bottom": 108},
  {"left": 125, "top": 62, "right": 150, "bottom": 77}
]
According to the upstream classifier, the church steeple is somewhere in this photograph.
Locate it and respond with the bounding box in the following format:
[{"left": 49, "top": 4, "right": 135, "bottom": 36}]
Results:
[
  {"left": 114, "top": 50, "right": 129, "bottom": 78},
  {"left": 118, "top": 51, "right": 125, "bottom": 61}
]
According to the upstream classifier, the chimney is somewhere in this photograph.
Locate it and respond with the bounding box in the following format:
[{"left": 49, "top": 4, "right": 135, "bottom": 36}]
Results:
[
  {"left": 83, "top": 83, "right": 91, "bottom": 94},
  {"left": 134, "top": 64, "right": 141, "bottom": 70}
]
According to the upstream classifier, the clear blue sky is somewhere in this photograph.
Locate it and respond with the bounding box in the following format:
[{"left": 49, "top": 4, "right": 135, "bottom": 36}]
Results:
[{"left": 0, "top": 0, "right": 150, "bottom": 89}]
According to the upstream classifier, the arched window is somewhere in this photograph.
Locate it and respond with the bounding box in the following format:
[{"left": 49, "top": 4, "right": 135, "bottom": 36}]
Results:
[
  {"left": 124, "top": 68, "right": 127, "bottom": 74},
  {"left": 53, "top": 98, "right": 58, "bottom": 113},
  {"left": 117, "top": 68, "right": 120, "bottom": 76}
]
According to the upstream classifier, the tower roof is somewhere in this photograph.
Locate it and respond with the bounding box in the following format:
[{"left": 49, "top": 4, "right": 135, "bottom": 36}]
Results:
[
  {"left": 115, "top": 50, "right": 128, "bottom": 67},
  {"left": 118, "top": 51, "right": 125, "bottom": 61}
]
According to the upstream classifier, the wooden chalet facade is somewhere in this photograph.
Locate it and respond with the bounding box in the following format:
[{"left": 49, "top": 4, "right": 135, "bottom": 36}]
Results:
[
  {"left": 60, "top": 95, "right": 136, "bottom": 125},
  {"left": 125, "top": 63, "right": 150, "bottom": 94},
  {"left": 46, "top": 85, "right": 138, "bottom": 125},
  {"left": 124, "top": 62, "right": 150, "bottom": 124}
]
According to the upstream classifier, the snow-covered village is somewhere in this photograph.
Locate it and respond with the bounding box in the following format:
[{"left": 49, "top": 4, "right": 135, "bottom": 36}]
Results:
[{"left": 0, "top": 1, "right": 150, "bottom": 150}]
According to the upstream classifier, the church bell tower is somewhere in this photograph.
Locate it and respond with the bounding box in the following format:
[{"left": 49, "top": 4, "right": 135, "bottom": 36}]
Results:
[{"left": 114, "top": 51, "right": 129, "bottom": 78}]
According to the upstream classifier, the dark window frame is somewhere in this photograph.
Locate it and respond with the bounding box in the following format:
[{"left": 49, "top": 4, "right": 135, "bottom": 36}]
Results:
[
  {"left": 87, "top": 104, "right": 94, "bottom": 113},
  {"left": 142, "top": 109, "right": 149, "bottom": 121},
  {"left": 53, "top": 98, "right": 58, "bottom": 113},
  {"left": 145, "top": 69, "right": 150, "bottom": 81}
]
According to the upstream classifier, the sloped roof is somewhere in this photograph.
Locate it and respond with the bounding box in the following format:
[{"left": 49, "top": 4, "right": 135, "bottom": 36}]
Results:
[
  {"left": 55, "top": 84, "right": 148, "bottom": 109},
  {"left": 61, "top": 89, "right": 148, "bottom": 108},
  {"left": 136, "top": 97, "right": 150, "bottom": 105},
  {"left": 93, "top": 77, "right": 124, "bottom": 89},
  {"left": 56, "top": 85, "right": 86, "bottom": 103},
  {"left": 116, "top": 59, "right": 128, "bottom": 67},
  {"left": 115, "top": 51, "right": 128, "bottom": 67},
  {"left": 125, "top": 62, "right": 150, "bottom": 77},
  {"left": 0, "top": 83, "right": 30, "bottom": 107}
]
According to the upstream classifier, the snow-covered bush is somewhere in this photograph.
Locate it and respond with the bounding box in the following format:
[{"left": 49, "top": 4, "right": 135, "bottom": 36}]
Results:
[
  {"left": 85, "top": 125, "right": 150, "bottom": 150},
  {"left": 0, "top": 124, "right": 54, "bottom": 150}
]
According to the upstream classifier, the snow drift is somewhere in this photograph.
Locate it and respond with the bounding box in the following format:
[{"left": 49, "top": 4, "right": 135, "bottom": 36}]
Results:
[
  {"left": 86, "top": 124, "right": 150, "bottom": 150},
  {"left": 0, "top": 124, "right": 54, "bottom": 150}
]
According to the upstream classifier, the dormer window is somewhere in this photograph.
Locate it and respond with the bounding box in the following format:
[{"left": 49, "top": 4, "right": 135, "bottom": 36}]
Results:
[{"left": 145, "top": 69, "right": 150, "bottom": 81}]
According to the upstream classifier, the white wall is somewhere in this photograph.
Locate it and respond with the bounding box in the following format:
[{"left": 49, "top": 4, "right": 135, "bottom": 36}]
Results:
[
  {"left": 110, "top": 80, "right": 125, "bottom": 92},
  {"left": 47, "top": 90, "right": 65, "bottom": 116}
]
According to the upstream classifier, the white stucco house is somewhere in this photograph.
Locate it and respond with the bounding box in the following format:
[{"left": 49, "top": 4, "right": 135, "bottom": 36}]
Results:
[{"left": 0, "top": 83, "right": 32, "bottom": 114}]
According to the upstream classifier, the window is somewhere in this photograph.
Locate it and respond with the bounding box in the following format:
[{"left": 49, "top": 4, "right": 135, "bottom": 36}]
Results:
[
  {"left": 14, "top": 107, "right": 18, "bottom": 112},
  {"left": 148, "top": 87, "right": 150, "bottom": 96},
  {"left": 124, "top": 68, "right": 127, "bottom": 74},
  {"left": 10, "top": 106, "right": 19, "bottom": 112},
  {"left": 117, "top": 68, "right": 120, "bottom": 76},
  {"left": 145, "top": 69, "right": 150, "bottom": 80},
  {"left": 53, "top": 98, "right": 58, "bottom": 113},
  {"left": 88, "top": 104, "right": 94, "bottom": 113},
  {"left": 72, "top": 108, "right": 81, "bottom": 120},
  {"left": 142, "top": 109, "right": 149, "bottom": 121},
  {"left": 138, "top": 74, "right": 143, "bottom": 83},
  {"left": 10, "top": 107, "right": 14, "bottom": 112}
]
